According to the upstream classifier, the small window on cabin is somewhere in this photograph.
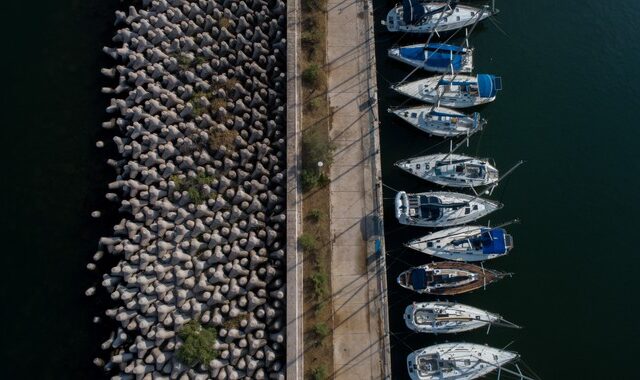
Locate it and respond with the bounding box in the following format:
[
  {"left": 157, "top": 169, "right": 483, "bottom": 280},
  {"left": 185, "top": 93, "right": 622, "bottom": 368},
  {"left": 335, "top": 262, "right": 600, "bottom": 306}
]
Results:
[
  {"left": 493, "top": 354, "right": 498, "bottom": 360},
  {"left": 464, "top": 359, "right": 471, "bottom": 366},
  {"left": 443, "top": 17, "right": 448, "bottom": 22},
  {"left": 457, "top": 16, "right": 461, "bottom": 21},
  {"left": 471, "top": 12, "right": 475, "bottom": 16},
  {"left": 473, "top": 205, "right": 478, "bottom": 210},
  {"left": 416, "top": 164, "right": 421, "bottom": 169},
  {"left": 411, "top": 112, "right": 418, "bottom": 118},
  {"left": 427, "top": 242, "right": 433, "bottom": 248},
  {"left": 465, "top": 208, "right": 470, "bottom": 215}
]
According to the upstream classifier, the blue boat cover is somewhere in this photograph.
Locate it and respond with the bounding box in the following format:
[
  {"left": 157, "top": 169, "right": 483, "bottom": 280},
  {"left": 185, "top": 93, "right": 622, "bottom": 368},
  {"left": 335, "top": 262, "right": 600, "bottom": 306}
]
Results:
[
  {"left": 402, "top": 0, "right": 426, "bottom": 24},
  {"left": 430, "top": 110, "right": 464, "bottom": 118},
  {"left": 427, "top": 43, "right": 464, "bottom": 53},
  {"left": 477, "top": 74, "right": 502, "bottom": 98},
  {"left": 479, "top": 228, "right": 507, "bottom": 254},
  {"left": 411, "top": 268, "right": 428, "bottom": 290},
  {"left": 399, "top": 44, "right": 463, "bottom": 70}
]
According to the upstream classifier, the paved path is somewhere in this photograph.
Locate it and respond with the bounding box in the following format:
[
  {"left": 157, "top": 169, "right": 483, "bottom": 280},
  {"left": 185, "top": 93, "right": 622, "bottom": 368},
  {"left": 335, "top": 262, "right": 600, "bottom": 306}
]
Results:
[
  {"left": 327, "top": 0, "right": 391, "bottom": 378},
  {"left": 285, "top": 0, "right": 304, "bottom": 378}
]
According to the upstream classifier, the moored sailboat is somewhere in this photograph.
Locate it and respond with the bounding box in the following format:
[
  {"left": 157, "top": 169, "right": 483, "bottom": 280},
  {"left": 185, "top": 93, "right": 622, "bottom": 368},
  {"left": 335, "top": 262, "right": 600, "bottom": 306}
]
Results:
[
  {"left": 407, "top": 343, "right": 519, "bottom": 380},
  {"left": 388, "top": 43, "right": 474, "bottom": 73},
  {"left": 406, "top": 222, "right": 516, "bottom": 262},
  {"left": 395, "top": 153, "right": 499, "bottom": 188},
  {"left": 392, "top": 74, "right": 503, "bottom": 108},
  {"left": 389, "top": 105, "right": 483, "bottom": 137},
  {"left": 395, "top": 190, "right": 501, "bottom": 227},
  {"left": 397, "top": 261, "right": 507, "bottom": 295},
  {"left": 384, "top": 0, "right": 497, "bottom": 34},
  {"left": 404, "top": 301, "right": 520, "bottom": 333}
]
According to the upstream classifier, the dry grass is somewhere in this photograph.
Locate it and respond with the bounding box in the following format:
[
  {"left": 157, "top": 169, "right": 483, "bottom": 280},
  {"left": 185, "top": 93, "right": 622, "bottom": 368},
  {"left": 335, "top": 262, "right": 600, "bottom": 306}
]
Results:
[{"left": 300, "top": 2, "right": 334, "bottom": 379}]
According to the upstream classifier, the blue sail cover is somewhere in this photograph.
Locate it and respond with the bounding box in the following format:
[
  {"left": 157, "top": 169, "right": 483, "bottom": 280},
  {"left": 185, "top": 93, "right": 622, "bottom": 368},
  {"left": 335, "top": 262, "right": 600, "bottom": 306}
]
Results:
[
  {"left": 402, "top": 0, "right": 426, "bottom": 24},
  {"left": 479, "top": 228, "right": 507, "bottom": 254},
  {"left": 399, "top": 43, "right": 463, "bottom": 70},
  {"left": 430, "top": 110, "right": 464, "bottom": 118},
  {"left": 477, "top": 74, "right": 502, "bottom": 98},
  {"left": 411, "top": 268, "right": 428, "bottom": 290}
]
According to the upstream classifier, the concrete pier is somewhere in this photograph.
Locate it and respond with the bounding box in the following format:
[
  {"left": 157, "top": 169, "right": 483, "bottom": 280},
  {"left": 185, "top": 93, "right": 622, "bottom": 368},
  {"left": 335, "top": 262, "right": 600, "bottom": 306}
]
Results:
[
  {"left": 326, "top": 0, "right": 391, "bottom": 378},
  {"left": 285, "top": 0, "right": 390, "bottom": 378},
  {"left": 285, "top": 0, "right": 304, "bottom": 379}
]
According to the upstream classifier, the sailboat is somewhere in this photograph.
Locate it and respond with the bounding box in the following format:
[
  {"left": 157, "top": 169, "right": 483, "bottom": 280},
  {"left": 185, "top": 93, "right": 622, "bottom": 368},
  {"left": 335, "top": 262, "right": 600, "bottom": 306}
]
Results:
[
  {"left": 395, "top": 190, "right": 501, "bottom": 227},
  {"left": 397, "top": 261, "right": 507, "bottom": 295},
  {"left": 407, "top": 343, "right": 519, "bottom": 380},
  {"left": 405, "top": 224, "right": 515, "bottom": 262},
  {"left": 392, "top": 74, "right": 503, "bottom": 108},
  {"left": 388, "top": 43, "right": 474, "bottom": 73},
  {"left": 389, "top": 105, "right": 483, "bottom": 137},
  {"left": 383, "top": 1, "right": 497, "bottom": 34},
  {"left": 395, "top": 153, "right": 499, "bottom": 188},
  {"left": 404, "top": 301, "right": 520, "bottom": 333}
]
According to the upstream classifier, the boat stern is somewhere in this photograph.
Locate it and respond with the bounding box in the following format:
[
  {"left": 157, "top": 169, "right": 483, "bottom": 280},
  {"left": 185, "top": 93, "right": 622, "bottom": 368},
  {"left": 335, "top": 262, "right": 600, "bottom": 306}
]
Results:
[
  {"left": 395, "top": 191, "right": 411, "bottom": 224},
  {"left": 403, "top": 304, "right": 416, "bottom": 330},
  {"left": 384, "top": 7, "right": 401, "bottom": 32}
]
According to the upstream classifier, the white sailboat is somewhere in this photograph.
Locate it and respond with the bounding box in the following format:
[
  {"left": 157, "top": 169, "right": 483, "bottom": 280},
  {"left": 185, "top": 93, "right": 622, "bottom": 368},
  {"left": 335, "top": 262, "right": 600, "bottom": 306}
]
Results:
[
  {"left": 407, "top": 343, "right": 519, "bottom": 380},
  {"left": 405, "top": 223, "right": 515, "bottom": 262},
  {"left": 389, "top": 105, "right": 483, "bottom": 137},
  {"left": 403, "top": 301, "right": 520, "bottom": 333},
  {"left": 388, "top": 43, "right": 474, "bottom": 73},
  {"left": 392, "top": 74, "right": 503, "bottom": 108},
  {"left": 383, "top": 1, "right": 497, "bottom": 34},
  {"left": 395, "top": 190, "right": 501, "bottom": 227},
  {"left": 395, "top": 153, "right": 499, "bottom": 188}
]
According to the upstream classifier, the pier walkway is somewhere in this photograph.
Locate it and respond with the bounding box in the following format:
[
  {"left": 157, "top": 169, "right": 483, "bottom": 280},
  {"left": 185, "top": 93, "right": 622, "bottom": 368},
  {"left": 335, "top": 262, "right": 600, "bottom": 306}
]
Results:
[{"left": 327, "top": 0, "right": 391, "bottom": 378}]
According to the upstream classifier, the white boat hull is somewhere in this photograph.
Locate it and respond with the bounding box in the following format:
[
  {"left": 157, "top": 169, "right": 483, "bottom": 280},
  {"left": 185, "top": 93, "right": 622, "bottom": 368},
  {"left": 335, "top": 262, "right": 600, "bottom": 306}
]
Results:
[
  {"left": 390, "top": 106, "right": 482, "bottom": 137},
  {"left": 387, "top": 45, "right": 474, "bottom": 74},
  {"left": 403, "top": 302, "right": 501, "bottom": 333},
  {"left": 407, "top": 343, "right": 518, "bottom": 380},
  {"left": 392, "top": 75, "right": 499, "bottom": 109},
  {"left": 406, "top": 225, "right": 512, "bottom": 262},
  {"left": 395, "top": 153, "right": 499, "bottom": 188},
  {"left": 385, "top": 3, "right": 495, "bottom": 34},
  {"left": 395, "top": 190, "right": 502, "bottom": 228}
]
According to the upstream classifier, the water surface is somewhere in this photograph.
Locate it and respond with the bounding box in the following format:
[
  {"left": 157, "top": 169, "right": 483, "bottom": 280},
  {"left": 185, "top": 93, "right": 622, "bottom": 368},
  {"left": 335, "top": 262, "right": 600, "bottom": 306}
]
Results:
[{"left": 373, "top": 1, "right": 640, "bottom": 378}]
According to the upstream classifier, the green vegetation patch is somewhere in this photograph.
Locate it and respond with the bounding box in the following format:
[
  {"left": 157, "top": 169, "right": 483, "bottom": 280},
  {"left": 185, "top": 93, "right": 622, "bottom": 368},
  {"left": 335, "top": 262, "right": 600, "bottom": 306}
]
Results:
[
  {"left": 176, "top": 320, "right": 219, "bottom": 367},
  {"left": 311, "top": 365, "right": 329, "bottom": 380},
  {"left": 298, "top": 233, "right": 318, "bottom": 252}
]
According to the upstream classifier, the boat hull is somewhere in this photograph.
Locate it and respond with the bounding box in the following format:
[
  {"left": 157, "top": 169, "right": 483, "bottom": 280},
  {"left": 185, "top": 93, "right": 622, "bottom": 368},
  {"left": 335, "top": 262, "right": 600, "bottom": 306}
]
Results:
[
  {"left": 395, "top": 153, "right": 499, "bottom": 188},
  {"left": 403, "top": 302, "right": 500, "bottom": 333},
  {"left": 387, "top": 45, "right": 474, "bottom": 74},
  {"left": 385, "top": 3, "right": 496, "bottom": 34},
  {"left": 406, "top": 225, "right": 512, "bottom": 262},
  {"left": 390, "top": 106, "right": 482, "bottom": 137},
  {"left": 392, "top": 74, "right": 501, "bottom": 109},
  {"left": 395, "top": 190, "right": 502, "bottom": 228},
  {"left": 407, "top": 343, "right": 518, "bottom": 380},
  {"left": 397, "top": 261, "right": 504, "bottom": 295}
]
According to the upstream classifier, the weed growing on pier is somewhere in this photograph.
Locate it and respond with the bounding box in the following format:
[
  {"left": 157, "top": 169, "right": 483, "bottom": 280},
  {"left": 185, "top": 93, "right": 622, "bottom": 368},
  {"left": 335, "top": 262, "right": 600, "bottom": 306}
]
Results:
[
  {"left": 311, "top": 272, "right": 328, "bottom": 300},
  {"left": 313, "top": 322, "right": 330, "bottom": 341},
  {"left": 298, "top": 233, "right": 318, "bottom": 252},
  {"left": 307, "top": 209, "right": 323, "bottom": 222},
  {"left": 311, "top": 365, "right": 328, "bottom": 380},
  {"left": 302, "top": 64, "right": 321, "bottom": 87}
]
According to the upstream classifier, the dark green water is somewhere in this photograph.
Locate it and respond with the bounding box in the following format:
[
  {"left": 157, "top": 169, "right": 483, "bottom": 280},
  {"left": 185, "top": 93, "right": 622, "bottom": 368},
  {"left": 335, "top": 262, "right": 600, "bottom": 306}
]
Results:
[
  {"left": 0, "top": 1, "right": 119, "bottom": 378},
  {"left": 373, "top": 0, "right": 640, "bottom": 379}
]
